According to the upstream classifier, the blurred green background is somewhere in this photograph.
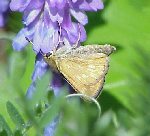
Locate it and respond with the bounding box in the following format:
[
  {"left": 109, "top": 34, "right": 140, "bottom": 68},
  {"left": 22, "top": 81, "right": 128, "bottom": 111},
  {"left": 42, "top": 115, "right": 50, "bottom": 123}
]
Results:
[{"left": 0, "top": 0, "right": 150, "bottom": 135}]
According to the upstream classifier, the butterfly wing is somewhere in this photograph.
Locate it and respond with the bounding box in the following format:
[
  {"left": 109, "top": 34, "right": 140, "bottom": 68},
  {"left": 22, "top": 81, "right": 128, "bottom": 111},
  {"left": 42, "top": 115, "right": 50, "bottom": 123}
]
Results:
[{"left": 56, "top": 53, "right": 109, "bottom": 98}]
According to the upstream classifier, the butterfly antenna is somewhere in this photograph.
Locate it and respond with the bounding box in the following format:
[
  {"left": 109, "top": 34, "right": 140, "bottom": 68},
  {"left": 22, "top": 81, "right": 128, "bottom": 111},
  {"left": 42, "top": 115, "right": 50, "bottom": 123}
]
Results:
[
  {"left": 25, "top": 37, "right": 34, "bottom": 46},
  {"left": 25, "top": 37, "right": 46, "bottom": 56},
  {"left": 66, "top": 94, "right": 101, "bottom": 118},
  {"left": 74, "top": 23, "right": 81, "bottom": 48},
  {"left": 25, "top": 37, "right": 37, "bottom": 53}
]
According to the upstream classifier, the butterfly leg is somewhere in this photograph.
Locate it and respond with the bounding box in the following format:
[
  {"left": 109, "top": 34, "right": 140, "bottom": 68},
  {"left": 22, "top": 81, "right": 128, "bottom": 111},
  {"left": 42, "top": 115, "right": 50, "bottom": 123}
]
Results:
[
  {"left": 58, "top": 22, "right": 62, "bottom": 44},
  {"left": 57, "top": 22, "right": 65, "bottom": 47}
]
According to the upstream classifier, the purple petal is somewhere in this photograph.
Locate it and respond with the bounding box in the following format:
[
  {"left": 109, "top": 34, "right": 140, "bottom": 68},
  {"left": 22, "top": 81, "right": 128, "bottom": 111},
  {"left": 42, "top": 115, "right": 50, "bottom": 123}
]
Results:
[
  {"left": 41, "top": 28, "right": 56, "bottom": 53},
  {"left": 0, "top": 0, "right": 9, "bottom": 12},
  {"left": 48, "top": 0, "right": 66, "bottom": 9},
  {"left": 24, "top": 0, "right": 44, "bottom": 12},
  {"left": 79, "top": 0, "right": 104, "bottom": 11},
  {"left": 32, "top": 21, "right": 44, "bottom": 53},
  {"left": 79, "top": 24, "right": 86, "bottom": 42},
  {"left": 32, "top": 53, "right": 49, "bottom": 81},
  {"left": 88, "top": 0, "right": 104, "bottom": 11},
  {"left": 33, "top": 21, "right": 58, "bottom": 53},
  {"left": 70, "top": 9, "right": 88, "bottom": 25},
  {"left": 79, "top": 1, "right": 92, "bottom": 11},
  {"left": 64, "top": 23, "right": 86, "bottom": 43},
  {"left": 0, "top": 14, "right": 4, "bottom": 27},
  {"left": 72, "top": 0, "right": 78, "bottom": 3},
  {"left": 44, "top": 2, "right": 52, "bottom": 26},
  {"left": 23, "top": 9, "right": 41, "bottom": 26},
  {"left": 48, "top": 0, "right": 56, "bottom": 8},
  {"left": 49, "top": 6, "right": 64, "bottom": 23},
  {"left": 56, "top": 0, "right": 67, "bottom": 9},
  {"left": 12, "top": 28, "right": 34, "bottom": 51},
  {"left": 51, "top": 72, "right": 66, "bottom": 96},
  {"left": 10, "top": 0, "right": 31, "bottom": 11},
  {"left": 61, "top": 6, "right": 72, "bottom": 30}
]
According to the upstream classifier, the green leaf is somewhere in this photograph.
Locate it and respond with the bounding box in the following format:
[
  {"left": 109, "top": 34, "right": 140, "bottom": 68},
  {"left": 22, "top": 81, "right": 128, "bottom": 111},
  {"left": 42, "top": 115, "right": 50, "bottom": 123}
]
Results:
[
  {"left": 14, "top": 130, "right": 22, "bottom": 136},
  {"left": 0, "top": 31, "right": 15, "bottom": 41},
  {"left": 7, "top": 12, "right": 23, "bottom": 33},
  {"left": 0, "top": 114, "right": 12, "bottom": 136},
  {"left": 6, "top": 101, "right": 25, "bottom": 130},
  {"left": 0, "top": 130, "right": 8, "bottom": 136},
  {"left": 92, "top": 110, "right": 116, "bottom": 136}
]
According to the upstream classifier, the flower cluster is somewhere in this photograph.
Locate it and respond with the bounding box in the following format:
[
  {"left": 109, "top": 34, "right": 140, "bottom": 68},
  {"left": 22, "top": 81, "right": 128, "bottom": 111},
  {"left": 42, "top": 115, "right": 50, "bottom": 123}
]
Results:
[
  {"left": 10, "top": 0, "right": 104, "bottom": 53},
  {"left": 0, "top": 0, "right": 10, "bottom": 27}
]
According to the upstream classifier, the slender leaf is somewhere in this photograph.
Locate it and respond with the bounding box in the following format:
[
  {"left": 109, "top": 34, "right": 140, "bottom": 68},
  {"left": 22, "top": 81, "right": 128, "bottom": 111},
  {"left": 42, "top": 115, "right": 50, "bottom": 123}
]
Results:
[
  {"left": 28, "top": 73, "right": 51, "bottom": 109},
  {"left": 6, "top": 101, "right": 25, "bottom": 129},
  {"left": 0, "top": 130, "right": 8, "bottom": 136},
  {"left": 14, "top": 130, "right": 22, "bottom": 136},
  {"left": 0, "top": 114, "right": 12, "bottom": 136},
  {"left": 39, "top": 93, "right": 65, "bottom": 128}
]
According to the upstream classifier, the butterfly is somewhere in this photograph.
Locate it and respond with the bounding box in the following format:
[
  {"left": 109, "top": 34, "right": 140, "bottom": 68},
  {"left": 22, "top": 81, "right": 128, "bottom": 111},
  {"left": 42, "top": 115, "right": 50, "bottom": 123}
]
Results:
[{"left": 43, "top": 44, "right": 116, "bottom": 99}]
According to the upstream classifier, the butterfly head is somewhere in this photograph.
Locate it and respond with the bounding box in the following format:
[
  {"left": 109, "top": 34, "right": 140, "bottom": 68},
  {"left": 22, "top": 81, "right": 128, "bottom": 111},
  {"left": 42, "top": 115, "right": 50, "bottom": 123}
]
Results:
[
  {"left": 40, "top": 50, "right": 54, "bottom": 59},
  {"left": 41, "top": 50, "right": 60, "bottom": 72}
]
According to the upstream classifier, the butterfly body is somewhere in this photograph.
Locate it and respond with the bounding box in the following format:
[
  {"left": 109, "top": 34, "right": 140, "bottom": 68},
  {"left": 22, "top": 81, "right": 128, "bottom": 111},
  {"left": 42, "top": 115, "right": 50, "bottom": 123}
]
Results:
[{"left": 44, "top": 44, "right": 115, "bottom": 98}]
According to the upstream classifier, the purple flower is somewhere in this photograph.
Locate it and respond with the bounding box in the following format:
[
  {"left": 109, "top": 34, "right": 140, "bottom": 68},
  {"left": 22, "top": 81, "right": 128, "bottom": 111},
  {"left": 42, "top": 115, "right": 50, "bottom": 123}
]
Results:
[
  {"left": 0, "top": 0, "right": 10, "bottom": 27},
  {"left": 10, "top": 0, "right": 104, "bottom": 53}
]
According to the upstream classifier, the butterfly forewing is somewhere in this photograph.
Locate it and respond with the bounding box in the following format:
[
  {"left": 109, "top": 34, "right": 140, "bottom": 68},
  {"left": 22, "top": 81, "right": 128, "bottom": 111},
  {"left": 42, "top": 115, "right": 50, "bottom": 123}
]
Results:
[
  {"left": 44, "top": 44, "right": 115, "bottom": 98},
  {"left": 56, "top": 53, "right": 109, "bottom": 98}
]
